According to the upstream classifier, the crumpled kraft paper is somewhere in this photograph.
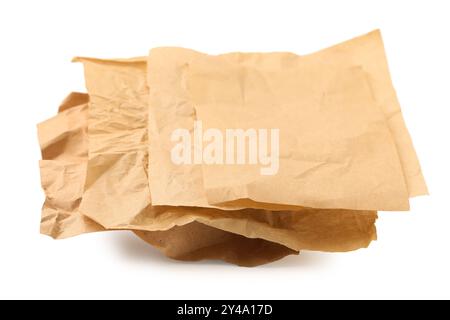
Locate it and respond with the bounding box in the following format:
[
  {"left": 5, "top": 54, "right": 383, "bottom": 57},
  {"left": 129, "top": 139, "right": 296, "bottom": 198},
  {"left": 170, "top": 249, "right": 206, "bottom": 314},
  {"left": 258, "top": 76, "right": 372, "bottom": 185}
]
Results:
[
  {"left": 37, "top": 94, "right": 103, "bottom": 238},
  {"left": 38, "top": 29, "right": 427, "bottom": 266},
  {"left": 147, "top": 30, "right": 427, "bottom": 210},
  {"left": 37, "top": 92, "right": 297, "bottom": 265},
  {"left": 38, "top": 91, "right": 376, "bottom": 266},
  {"left": 72, "top": 57, "right": 377, "bottom": 253}
]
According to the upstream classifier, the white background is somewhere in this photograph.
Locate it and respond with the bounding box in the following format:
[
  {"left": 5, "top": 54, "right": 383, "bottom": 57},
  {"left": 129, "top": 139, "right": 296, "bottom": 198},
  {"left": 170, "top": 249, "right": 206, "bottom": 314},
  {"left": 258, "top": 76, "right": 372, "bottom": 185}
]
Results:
[{"left": 0, "top": 0, "right": 448, "bottom": 300}]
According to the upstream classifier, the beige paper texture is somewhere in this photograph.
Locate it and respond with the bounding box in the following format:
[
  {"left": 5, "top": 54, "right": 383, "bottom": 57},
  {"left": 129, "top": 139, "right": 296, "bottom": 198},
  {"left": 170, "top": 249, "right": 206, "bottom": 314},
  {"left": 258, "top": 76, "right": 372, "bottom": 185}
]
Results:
[
  {"left": 38, "top": 91, "right": 375, "bottom": 265},
  {"left": 38, "top": 92, "right": 297, "bottom": 265},
  {"left": 147, "top": 48, "right": 304, "bottom": 211},
  {"left": 147, "top": 30, "right": 427, "bottom": 211},
  {"left": 188, "top": 56, "right": 407, "bottom": 210},
  {"left": 74, "top": 57, "right": 377, "bottom": 254},
  {"left": 37, "top": 94, "right": 104, "bottom": 238}
]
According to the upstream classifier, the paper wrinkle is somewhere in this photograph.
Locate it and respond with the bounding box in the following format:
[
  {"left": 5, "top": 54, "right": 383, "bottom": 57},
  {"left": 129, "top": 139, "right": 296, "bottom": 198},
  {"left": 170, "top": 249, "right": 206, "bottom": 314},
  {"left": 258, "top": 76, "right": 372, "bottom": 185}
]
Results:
[{"left": 37, "top": 95, "right": 104, "bottom": 239}]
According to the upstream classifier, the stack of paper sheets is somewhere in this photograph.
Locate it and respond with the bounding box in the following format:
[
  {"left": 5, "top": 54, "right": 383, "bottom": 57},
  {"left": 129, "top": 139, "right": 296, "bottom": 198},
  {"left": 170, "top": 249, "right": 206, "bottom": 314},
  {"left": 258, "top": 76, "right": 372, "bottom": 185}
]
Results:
[{"left": 37, "top": 30, "right": 427, "bottom": 266}]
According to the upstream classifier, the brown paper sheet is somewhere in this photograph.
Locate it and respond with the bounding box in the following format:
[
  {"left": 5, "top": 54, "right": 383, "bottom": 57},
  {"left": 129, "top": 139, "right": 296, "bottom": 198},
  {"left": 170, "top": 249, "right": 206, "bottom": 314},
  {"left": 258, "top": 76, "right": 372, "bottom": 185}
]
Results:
[
  {"left": 73, "top": 57, "right": 377, "bottom": 253},
  {"left": 147, "top": 30, "right": 427, "bottom": 211},
  {"left": 188, "top": 55, "right": 407, "bottom": 210}
]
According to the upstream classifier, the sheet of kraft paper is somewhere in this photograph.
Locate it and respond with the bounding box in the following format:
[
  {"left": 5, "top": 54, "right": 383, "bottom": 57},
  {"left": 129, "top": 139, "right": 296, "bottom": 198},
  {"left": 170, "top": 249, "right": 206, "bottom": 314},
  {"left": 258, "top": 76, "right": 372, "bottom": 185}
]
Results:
[
  {"left": 37, "top": 92, "right": 298, "bottom": 266},
  {"left": 147, "top": 30, "right": 427, "bottom": 211},
  {"left": 60, "top": 57, "right": 378, "bottom": 262}
]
